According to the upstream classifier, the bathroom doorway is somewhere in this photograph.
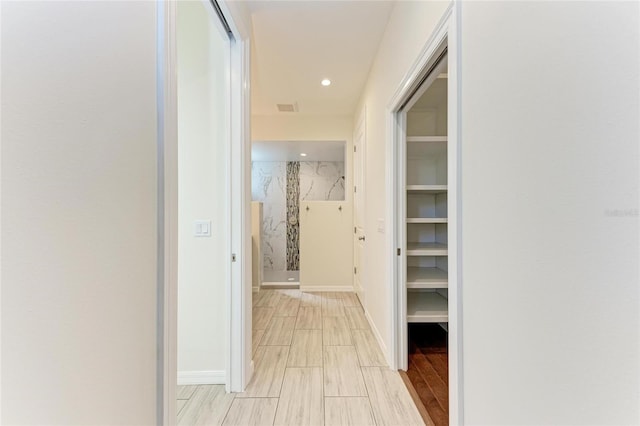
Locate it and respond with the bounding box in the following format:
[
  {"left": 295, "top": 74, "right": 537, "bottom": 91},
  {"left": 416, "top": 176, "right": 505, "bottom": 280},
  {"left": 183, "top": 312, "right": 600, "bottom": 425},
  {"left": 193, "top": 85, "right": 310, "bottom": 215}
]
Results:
[{"left": 251, "top": 140, "right": 346, "bottom": 289}]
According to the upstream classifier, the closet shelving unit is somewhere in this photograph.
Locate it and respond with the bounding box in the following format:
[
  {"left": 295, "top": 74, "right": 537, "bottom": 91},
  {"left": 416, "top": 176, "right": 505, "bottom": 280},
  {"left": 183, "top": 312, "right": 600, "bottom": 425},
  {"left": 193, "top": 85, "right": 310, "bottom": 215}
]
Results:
[{"left": 405, "top": 109, "right": 449, "bottom": 323}]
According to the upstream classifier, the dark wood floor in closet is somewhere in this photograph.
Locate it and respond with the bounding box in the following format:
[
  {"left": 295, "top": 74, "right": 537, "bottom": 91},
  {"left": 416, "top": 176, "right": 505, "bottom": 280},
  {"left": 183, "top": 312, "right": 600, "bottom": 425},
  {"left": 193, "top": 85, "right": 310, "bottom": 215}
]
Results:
[{"left": 406, "top": 323, "right": 449, "bottom": 426}]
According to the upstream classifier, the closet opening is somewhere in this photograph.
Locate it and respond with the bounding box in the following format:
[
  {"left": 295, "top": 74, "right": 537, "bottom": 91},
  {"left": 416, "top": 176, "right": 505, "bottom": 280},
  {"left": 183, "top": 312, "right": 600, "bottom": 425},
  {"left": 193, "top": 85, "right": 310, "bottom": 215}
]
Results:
[
  {"left": 388, "top": 11, "right": 461, "bottom": 422},
  {"left": 402, "top": 52, "right": 450, "bottom": 425}
]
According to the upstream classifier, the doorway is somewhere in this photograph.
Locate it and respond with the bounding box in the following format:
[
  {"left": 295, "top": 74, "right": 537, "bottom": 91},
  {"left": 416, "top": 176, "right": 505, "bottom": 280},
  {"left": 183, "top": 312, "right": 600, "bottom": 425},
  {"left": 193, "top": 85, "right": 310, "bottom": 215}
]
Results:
[
  {"left": 157, "top": 0, "right": 252, "bottom": 422},
  {"left": 388, "top": 5, "right": 462, "bottom": 424},
  {"left": 250, "top": 140, "right": 347, "bottom": 290}
]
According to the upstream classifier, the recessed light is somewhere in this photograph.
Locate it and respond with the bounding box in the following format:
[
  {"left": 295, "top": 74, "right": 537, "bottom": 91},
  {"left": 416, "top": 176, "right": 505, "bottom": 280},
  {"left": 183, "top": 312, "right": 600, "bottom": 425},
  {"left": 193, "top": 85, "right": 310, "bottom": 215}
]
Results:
[
  {"left": 300, "top": 153, "right": 307, "bottom": 157},
  {"left": 321, "top": 79, "right": 331, "bottom": 86}
]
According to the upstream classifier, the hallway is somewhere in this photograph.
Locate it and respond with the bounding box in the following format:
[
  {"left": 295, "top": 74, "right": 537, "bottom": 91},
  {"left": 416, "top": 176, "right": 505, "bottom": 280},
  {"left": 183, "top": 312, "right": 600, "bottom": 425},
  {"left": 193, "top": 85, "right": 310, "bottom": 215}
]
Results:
[{"left": 177, "top": 290, "right": 426, "bottom": 425}]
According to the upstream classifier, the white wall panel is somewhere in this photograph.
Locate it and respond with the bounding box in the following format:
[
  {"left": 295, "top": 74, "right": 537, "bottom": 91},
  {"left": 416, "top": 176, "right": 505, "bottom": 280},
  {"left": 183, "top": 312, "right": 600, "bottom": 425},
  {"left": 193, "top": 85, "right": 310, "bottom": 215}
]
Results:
[{"left": 1, "top": 1, "right": 158, "bottom": 423}]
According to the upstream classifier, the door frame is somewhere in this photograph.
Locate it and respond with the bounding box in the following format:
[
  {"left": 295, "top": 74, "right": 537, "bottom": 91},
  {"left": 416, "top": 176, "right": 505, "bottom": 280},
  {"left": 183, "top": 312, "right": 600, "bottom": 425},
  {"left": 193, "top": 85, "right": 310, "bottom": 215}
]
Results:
[
  {"left": 386, "top": 3, "right": 464, "bottom": 424},
  {"left": 353, "top": 108, "right": 366, "bottom": 304},
  {"left": 156, "top": 0, "right": 252, "bottom": 423}
]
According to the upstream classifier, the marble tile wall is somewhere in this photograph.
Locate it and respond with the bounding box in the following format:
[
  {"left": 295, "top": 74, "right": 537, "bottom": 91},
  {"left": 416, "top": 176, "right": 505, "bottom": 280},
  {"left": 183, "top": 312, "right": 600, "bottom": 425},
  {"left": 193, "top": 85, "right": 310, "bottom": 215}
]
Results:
[
  {"left": 300, "top": 162, "right": 345, "bottom": 201},
  {"left": 251, "top": 162, "right": 287, "bottom": 271},
  {"left": 252, "top": 161, "right": 345, "bottom": 272}
]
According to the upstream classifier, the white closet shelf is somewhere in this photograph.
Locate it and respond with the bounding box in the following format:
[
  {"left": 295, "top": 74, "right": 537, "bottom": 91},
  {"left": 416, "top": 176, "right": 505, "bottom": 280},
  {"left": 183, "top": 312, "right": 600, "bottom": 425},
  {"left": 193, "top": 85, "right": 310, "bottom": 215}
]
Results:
[
  {"left": 406, "top": 242, "right": 448, "bottom": 256},
  {"left": 407, "top": 291, "right": 448, "bottom": 323},
  {"left": 407, "top": 267, "right": 448, "bottom": 288},
  {"left": 406, "top": 185, "right": 448, "bottom": 193},
  {"left": 407, "top": 136, "right": 448, "bottom": 143},
  {"left": 406, "top": 218, "right": 448, "bottom": 224}
]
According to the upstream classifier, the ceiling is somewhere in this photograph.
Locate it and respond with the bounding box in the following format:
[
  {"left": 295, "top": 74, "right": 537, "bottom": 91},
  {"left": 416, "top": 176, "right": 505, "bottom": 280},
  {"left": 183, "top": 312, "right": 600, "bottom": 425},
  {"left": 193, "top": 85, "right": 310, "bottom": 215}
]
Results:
[
  {"left": 252, "top": 140, "right": 345, "bottom": 162},
  {"left": 247, "top": 1, "right": 395, "bottom": 116}
]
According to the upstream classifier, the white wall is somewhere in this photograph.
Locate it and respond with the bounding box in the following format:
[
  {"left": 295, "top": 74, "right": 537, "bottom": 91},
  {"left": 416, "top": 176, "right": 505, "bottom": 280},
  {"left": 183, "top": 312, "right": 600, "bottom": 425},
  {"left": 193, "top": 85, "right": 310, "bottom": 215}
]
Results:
[
  {"left": 253, "top": 114, "right": 353, "bottom": 143},
  {"left": 460, "top": 2, "right": 639, "bottom": 423},
  {"left": 354, "top": 0, "right": 450, "bottom": 360},
  {"left": 1, "top": 1, "right": 157, "bottom": 423},
  {"left": 300, "top": 202, "right": 353, "bottom": 290},
  {"left": 177, "top": 0, "right": 230, "bottom": 383}
]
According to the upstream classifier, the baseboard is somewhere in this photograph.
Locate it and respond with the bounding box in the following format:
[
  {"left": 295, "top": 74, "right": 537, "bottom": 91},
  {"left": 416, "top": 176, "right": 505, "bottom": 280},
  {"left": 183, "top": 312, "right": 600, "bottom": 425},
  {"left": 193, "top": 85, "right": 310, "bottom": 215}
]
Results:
[
  {"left": 261, "top": 282, "right": 299, "bottom": 289},
  {"left": 299, "top": 285, "right": 354, "bottom": 292},
  {"left": 363, "top": 308, "right": 390, "bottom": 367},
  {"left": 177, "top": 370, "right": 226, "bottom": 386}
]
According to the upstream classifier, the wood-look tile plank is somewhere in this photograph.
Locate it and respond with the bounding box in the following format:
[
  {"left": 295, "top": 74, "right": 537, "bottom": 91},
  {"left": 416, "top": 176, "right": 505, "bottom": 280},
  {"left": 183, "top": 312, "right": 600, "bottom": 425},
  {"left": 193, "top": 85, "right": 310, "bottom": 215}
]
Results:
[
  {"left": 295, "top": 307, "right": 322, "bottom": 330},
  {"left": 274, "top": 295, "right": 301, "bottom": 317},
  {"left": 340, "top": 292, "right": 361, "bottom": 308},
  {"left": 361, "top": 367, "right": 425, "bottom": 426},
  {"left": 261, "top": 316, "right": 296, "bottom": 346},
  {"left": 324, "top": 397, "right": 376, "bottom": 426},
  {"left": 222, "top": 398, "right": 278, "bottom": 426},
  {"left": 256, "top": 291, "right": 281, "bottom": 308},
  {"left": 351, "top": 329, "right": 387, "bottom": 366},
  {"left": 177, "top": 385, "right": 198, "bottom": 400},
  {"left": 323, "top": 346, "right": 367, "bottom": 397},
  {"left": 299, "top": 292, "right": 323, "bottom": 307},
  {"left": 277, "top": 289, "right": 301, "bottom": 298},
  {"left": 273, "top": 367, "right": 324, "bottom": 426},
  {"left": 238, "top": 346, "right": 289, "bottom": 398},
  {"left": 253, "top": 329, "right": 265, "bottom": 356},
  {"left": 322, "top": 293, "right": 345, "bottom": 317},
  {"left": 177, "top": 385, "right": 235, "bottom": 425},
  {"left": 344, "top": 307, "right": 368, "bottom": 329},
  {"left": 288, "top": 330, "right": 323, "bottom": 367},
  {"left": 253, "top": 290, "right": 266, "bottom": 307},
  {"left": 322, "top": 317, "right": 352, "bottom": 345},
  {"left": 177, "top": 399, "right": 187, "bottom": 416},
  {"left": 253, "top": 307, "right": 275, "bottom": 330}
]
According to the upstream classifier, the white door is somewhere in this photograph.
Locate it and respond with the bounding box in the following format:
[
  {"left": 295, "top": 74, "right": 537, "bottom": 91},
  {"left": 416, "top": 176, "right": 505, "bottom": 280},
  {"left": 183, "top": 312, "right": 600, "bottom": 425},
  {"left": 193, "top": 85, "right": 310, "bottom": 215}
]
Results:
[{"left": 353, "top": 109, "right": 366, "bottom": 305}]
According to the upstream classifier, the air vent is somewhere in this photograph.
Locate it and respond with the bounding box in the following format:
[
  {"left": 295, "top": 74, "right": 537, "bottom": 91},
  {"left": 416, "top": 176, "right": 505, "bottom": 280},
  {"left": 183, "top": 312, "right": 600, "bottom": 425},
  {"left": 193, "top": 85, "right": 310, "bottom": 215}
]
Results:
[{"left": 276, "top": 103, "right": 298, "bottom": 113}]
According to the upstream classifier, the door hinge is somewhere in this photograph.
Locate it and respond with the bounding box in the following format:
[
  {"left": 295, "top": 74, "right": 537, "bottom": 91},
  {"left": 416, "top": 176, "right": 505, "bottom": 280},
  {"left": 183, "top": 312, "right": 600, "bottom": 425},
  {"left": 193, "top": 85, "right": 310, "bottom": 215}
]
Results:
[
  {"left": 232, "top": 253, "right": 237, "bottom": 262},
  {"left": 354, "top": 266, "right": 357, "bottom": 274},
  {"left": 354, "top": 146, "right": 357, "bottom": 152},
  {"left": 354, "top": 186, "right": 357, "bottom": 193},
  {"left": 354, "top": 226, "right": 357, "bottom": 234},
  {"left": 397, "top": 248, "right": 401, "bottom": 256}
]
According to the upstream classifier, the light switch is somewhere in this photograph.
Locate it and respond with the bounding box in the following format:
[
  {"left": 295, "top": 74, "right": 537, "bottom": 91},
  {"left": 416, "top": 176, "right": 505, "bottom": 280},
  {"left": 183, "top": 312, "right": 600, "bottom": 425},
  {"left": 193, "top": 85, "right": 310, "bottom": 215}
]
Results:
[
  {"left": 377, "top": 218, "right": 385, "bottom": 233},
  {"left": 194, "top": 220, "right": 212, "bottom": 237}
]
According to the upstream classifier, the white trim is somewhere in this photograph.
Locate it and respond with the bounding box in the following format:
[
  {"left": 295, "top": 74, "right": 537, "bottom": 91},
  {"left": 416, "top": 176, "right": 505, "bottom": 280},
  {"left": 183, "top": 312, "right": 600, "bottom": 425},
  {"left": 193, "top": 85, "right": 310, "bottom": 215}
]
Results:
[
  {"left": 177, "top": 370, "right": 226, "bottom": 386},
  {"left": 158, "top": 1, "right": 178, "bottom": 424},
  {"left": 299, "top": 286, "right": 355, "bottom": 292},
  {"left": 385, "top": 3, "right": 464, "bottom": 425},
  {"left": 217, "top": 0, "right": 253, "bottom": 393},
  {"left": 363, "top": 308, "right": 390, "bottom": 367}
]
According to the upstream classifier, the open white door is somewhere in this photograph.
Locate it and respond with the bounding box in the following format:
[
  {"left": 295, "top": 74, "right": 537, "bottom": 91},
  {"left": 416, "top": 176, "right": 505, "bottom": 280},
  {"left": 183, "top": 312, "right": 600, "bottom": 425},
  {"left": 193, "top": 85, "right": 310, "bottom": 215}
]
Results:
[{"left": 353, "top": 109, "right": 366, "bottom": 305}]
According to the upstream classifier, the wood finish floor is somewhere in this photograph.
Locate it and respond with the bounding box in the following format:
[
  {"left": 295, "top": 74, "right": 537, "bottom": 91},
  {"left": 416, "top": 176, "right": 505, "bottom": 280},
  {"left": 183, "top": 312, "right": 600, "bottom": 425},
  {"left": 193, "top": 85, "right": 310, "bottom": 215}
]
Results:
[
  {"left": 406, "top": 323, "right": 449, "bottom": 426},
  {"left": 177, "top": 289, "right": 426, "bottom": 425}
]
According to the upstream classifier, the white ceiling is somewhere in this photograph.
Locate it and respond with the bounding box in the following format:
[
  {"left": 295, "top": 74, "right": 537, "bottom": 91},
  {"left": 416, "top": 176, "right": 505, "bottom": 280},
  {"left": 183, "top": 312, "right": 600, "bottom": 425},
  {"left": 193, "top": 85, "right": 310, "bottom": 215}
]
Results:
[
  {"left": 247, "top": 1, "right": 395, "bottom": 116},
  {"left": 252, "top": 140, "right": 345, "bottom": 162}
]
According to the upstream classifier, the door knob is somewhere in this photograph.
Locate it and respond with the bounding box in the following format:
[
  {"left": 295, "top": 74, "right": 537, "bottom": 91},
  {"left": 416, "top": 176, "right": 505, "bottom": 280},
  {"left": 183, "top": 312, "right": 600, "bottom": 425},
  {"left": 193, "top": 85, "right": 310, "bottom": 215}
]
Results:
[{"left": 358, "top": 236, "right": 366, "bottom": 241}]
